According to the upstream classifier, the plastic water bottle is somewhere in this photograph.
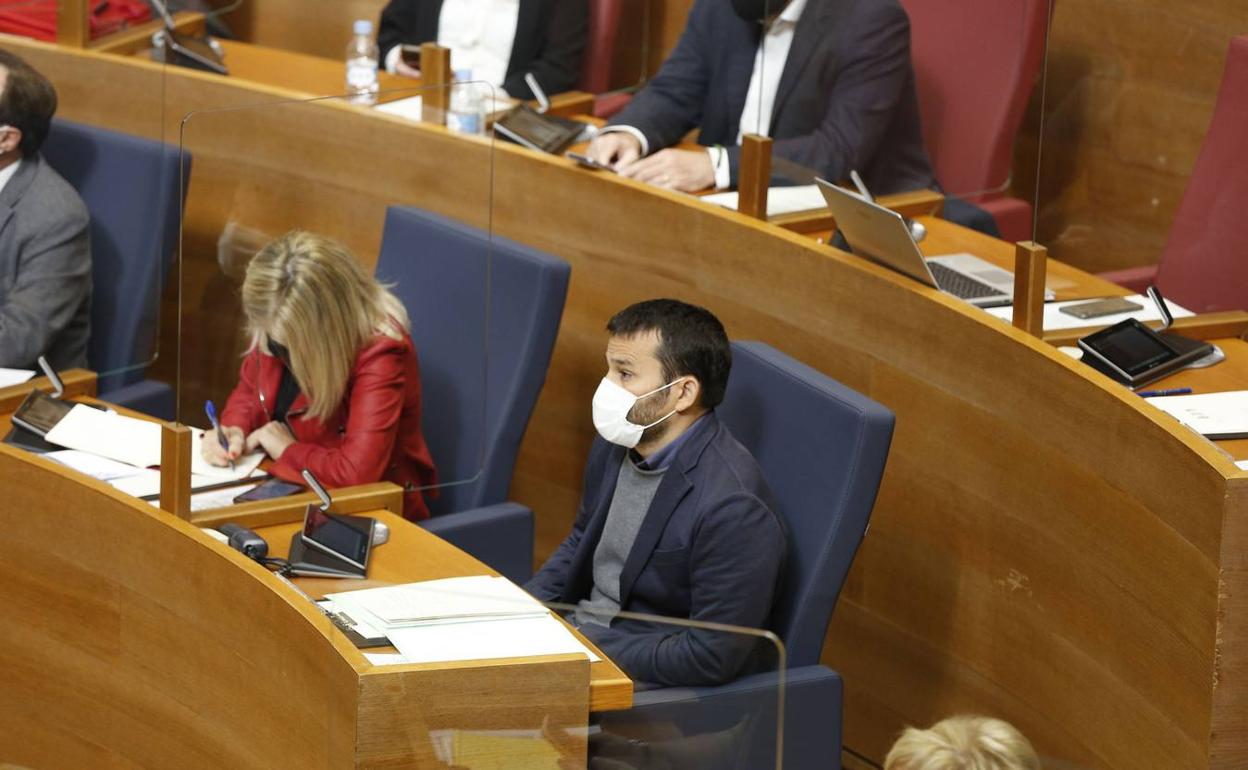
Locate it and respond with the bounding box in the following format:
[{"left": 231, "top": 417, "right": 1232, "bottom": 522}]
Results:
[
  {"left": 446, "top": 69, "right": 485, "bottom": 135},
  {"left": 345, "top": 19, "right": 379, "bottom": 105}
]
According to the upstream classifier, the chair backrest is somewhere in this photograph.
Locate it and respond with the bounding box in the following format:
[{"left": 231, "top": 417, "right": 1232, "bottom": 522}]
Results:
[
  {"left": 716, "top": 341, "right": 894, "bottom": 667},
  {"left": 899, "top": 0, "right": 1048, "bottom": 198},
  {"left": 1154, "top": 35, "right": 1248, "bottom": 314},
  {"left": 579, "top": 0, "right": 625, "bottom": 94},
  {"left": 40, "top": 119, "right": 189, "bottom": 390},
  {"left": 374, "top": 206, "right": 570, "bottom": 516}
]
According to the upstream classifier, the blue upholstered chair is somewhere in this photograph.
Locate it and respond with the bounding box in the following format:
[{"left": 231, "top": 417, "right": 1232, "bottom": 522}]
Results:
[
  {"left": 598, "top": 341, "right": 895, "bottom": 770},
  {"left": 41, "top": 119, "right": 190, "bottom": 418},
  {"left": 374, "top": 206, "right": 570, "bottom": 583}
]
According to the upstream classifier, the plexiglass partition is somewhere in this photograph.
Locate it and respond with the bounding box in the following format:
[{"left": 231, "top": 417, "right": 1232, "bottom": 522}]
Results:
[
  {"left": 0, "top": 4, "right": 174, "bottom": 394},
  {"left": 174, "top": 81, "right": 499, "bottom": 511}
]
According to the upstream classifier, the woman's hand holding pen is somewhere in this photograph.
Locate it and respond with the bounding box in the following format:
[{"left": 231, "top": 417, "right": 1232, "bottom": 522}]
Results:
[{"left": 201, "top": 425, "right": 244, "bottom": 466}]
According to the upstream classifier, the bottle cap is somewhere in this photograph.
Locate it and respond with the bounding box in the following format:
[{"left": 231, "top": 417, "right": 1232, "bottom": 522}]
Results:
[{"left": 353, "top": 19, "right": 373, "bottom": 36}]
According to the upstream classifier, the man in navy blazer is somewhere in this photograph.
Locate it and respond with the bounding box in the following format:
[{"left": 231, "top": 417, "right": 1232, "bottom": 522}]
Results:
[
  {"left": 526, "top": 299, "right": 787, "bottom": 687},
  {"left": 586, "top": 0, "right": 935, "bottom": 196}
]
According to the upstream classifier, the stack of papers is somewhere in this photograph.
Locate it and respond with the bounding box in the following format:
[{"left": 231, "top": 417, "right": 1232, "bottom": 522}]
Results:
[
  {"left": 46, "top": 449, "right": 263, "bottom": 507},
  {"left": 1147, "top": 391, "right": 1248, "bottom": 440},
  {"left": 0, "top": 367, "right": 35, "bottom": 388},
  {"left": 375, "top": 93, "right": 518, "bottom": 123},
  {"left": 325, "top": 575, "right": 600, "bottom": 666}
]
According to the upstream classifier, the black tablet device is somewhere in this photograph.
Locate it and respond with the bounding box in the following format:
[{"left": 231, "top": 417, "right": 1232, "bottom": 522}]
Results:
[
  {"left": 300, "top": 506, "right": 375, "bottom": 571},
  {"left": 493, "top": 104, "right": 585, "bottom": 154},
  {"left": 11, "top": 389, "right": 74, "bottom": 437},
  {"left": 1078, "top": 318, "right": 1213, "bottom": 388}
]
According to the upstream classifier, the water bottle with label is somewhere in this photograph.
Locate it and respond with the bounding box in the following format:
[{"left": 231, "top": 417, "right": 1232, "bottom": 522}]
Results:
[
  {"left": 345, "top": 19, "right": 380, "bottom": 105},
  {"left": 446, "top": 69, "right": 485, "bottom": 135}
]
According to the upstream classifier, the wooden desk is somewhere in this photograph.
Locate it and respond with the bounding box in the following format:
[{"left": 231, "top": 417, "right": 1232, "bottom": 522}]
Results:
[{"left": 12, "top": 36, "right": 1248, "bottom": 769}]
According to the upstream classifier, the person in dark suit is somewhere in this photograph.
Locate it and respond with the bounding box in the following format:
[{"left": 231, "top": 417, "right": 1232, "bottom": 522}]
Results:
[
  {"left": 0, "top": 49, "right": 91, "bottom": 371},
  {"left": 376, "top": 0, "right": 587, "bottom": 100},
  {"left": 587, "top": 0, "right": 935, "bottom": 196},
  {"left": 525, "top": 299, "right": 787, "bottom": 687}
]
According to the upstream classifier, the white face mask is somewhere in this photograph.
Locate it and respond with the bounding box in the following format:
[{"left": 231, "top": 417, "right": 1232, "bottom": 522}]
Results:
[{"left": 592, "top": 376, "right": 683, "bottom": 449}]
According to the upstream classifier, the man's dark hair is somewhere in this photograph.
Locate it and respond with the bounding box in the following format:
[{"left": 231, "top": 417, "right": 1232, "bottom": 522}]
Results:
[
  {"left": 607, "top": 299, "right": 732, "bottom": 408},
  {"left": 0, "top": 49, "right": 58, "bottom": 157}
]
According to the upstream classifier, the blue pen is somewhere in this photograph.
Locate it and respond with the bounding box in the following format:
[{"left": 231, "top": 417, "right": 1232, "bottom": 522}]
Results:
[
  {"left": 1139, "top": 387, "right": 1193, "bottom": 398},
  {"left": 204, "top": 400, "right": 235, "bottom": 471}
]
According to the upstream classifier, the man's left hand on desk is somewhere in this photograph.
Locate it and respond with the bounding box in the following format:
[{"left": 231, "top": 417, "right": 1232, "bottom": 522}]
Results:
[{"left": 619, "top": 149, "right": 715, "bottom": 193}]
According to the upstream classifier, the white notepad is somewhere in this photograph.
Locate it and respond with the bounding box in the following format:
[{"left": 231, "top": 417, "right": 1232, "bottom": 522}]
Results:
[
  {"left": 385, "top": 614, "right": 601, "bottom": 666},
  {"left": 701, "top": 184, "right": 826, "bottom": 218},
  {"left": 1147, "top": 391, "right": 1248, "bottom": 439},
  {"left": 44, "top": 405, "right": 163, "bottom": 468},
  {"left": 326, "top": 575, "right": 546, "bottom": 627},
  {"left": 0, "top": 368, "right": 35, "bottom": 388},
  {"left": 190, "top": 427, "right": 265, "bottom": 480}
]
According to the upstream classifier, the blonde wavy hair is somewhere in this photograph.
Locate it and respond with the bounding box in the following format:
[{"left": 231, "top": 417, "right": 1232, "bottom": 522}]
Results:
[
  {"left": 884, "top": 716, "right": 1040, "bottom": 770},
  {"left": 242, "top": 231, "right": 410, "bottom": 421}
]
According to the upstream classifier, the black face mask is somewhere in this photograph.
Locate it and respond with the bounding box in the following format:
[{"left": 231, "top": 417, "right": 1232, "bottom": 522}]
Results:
[{"left": 731, "top": 0, "right": 781, "bottom": 22}]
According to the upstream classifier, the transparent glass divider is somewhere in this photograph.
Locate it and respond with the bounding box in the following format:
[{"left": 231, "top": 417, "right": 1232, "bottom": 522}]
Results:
[{"left": 175, "top": 80, "right": 497, "bottom": 512}]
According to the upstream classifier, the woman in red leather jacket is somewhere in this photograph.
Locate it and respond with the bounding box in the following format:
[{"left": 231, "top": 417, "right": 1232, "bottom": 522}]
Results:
[{"left": 201, "top": 230, "right": 438, "bottom": 519}]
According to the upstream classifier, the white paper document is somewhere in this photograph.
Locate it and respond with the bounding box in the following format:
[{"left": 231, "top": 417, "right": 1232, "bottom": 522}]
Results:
[
  {"left": 363, "top": 652, "right": 411, "bottom": 666},
  {"left": 0, "top": 368, "right": 35, "bottom": 388},
  {"left": 701, "top": 184, "right": 827, "bottom": 218},
  {"left": 190, "top": 427, "right": 266, "bottom": 480},
  {"left": 385, "top": 614, "right": 601, "bottom": 666},
  {"left": 1235, "top": 460, "right": 1248, "bottom": 472},
  {"left": 1147, "top": 391, "right": 1248, "bottom": 440},
  {"left": 375, "top": 93, "right": 517, "bottom": 123},
  {"left": 326, "top": 575, "right": 547, "bottom": 627},
  {"left": 983, "top": 294, "right": 1194, "bottom": 331},
  {"left": 44, "top": 405, "right": 163, "bottom": 468},
  {"left": 46, "top": 449, "right": 147, "bottom": 482}
]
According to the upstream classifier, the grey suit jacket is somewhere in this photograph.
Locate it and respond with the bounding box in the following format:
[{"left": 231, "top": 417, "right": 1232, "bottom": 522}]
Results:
[{"left": 0, "top": 154, "right": 91, "bottom": 370}]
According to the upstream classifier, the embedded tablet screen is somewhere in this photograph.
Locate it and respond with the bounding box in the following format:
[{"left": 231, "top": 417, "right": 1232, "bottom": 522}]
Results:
[
  {"left": 1084, "top": 320, "right": 1176, "bottom": 376},
  {"left": 303, "top": 508, "right": 371, "bottom": 567}
]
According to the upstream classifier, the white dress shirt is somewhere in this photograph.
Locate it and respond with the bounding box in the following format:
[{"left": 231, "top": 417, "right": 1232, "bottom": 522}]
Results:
[
  {"left": 384, "top": 0, "right": 520, "bottom": 97},
  {"left": 0, "top": 157, "right": 21, "bottom": 196},
  {"left": 605, "top": 0, "right": 808, "bottom": 190}
]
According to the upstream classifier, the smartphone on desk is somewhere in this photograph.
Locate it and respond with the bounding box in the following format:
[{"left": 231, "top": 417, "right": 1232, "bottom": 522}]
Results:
[
  {"left": 565, "top": 151, "right": 616, "bottom": 172},
  {"left": 233, "top": 477, "right": 304, "bottom": 504},
  {"left": 1059, "top": 297, "right": 1143, "bottom": 320}
]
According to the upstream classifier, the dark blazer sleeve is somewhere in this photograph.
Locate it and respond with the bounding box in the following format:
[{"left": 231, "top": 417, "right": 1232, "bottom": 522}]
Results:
[
  {"left": 525, "top": 440, "right": 607, "bottom": 602},
  {"left": 502, "top": 0, "right": 588, "bottom": 99},
  {"left": 725, "top": 1, "right": 915, "bottom": 187},
  {"left": 580, "top": 493, "right": 787, "bottom": 687},
  {"left": 604, "top": 0, "right": 713, "bottom": 152},
  {"left": 377, "top": 0, "right": 422, "bottom": 67}
]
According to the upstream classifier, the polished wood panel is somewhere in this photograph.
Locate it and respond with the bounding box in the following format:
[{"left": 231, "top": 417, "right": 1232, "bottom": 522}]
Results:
[
  {"left": 16, "top": 37, "right": 1248, "bottom": 768},
  {"left": 0, "top": 445, "right": 596, "bottom": 768},
  {"left": 1013, "top": 0, "right": 1245, "bottom": 274}
]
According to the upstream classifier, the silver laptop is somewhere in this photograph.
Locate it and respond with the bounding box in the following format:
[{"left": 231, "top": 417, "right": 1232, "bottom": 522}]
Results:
[{"left": 815, "top": 178, "right": 1052, "bottom": 308}]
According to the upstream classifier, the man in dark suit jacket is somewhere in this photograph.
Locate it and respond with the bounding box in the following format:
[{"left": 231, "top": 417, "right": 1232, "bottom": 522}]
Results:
[
  {"left": 587, "top": 0, "right": 935, "bottom": 196},
  {"left": 526, "top": 299, "right": 787, "bottom": 687},
  {"left": 0, "top": 50, "right": 91, "bottom": 371},
  {"left": 376, "top": 0, "right": 587, "bottom": 100}
]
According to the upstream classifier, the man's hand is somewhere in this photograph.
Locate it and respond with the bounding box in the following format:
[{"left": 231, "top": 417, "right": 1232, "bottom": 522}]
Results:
[
  {"left": 200, "top": 425, "right": 244, "bottom": 466},
  {"left": 619, "top": 149, "right": 715, "bottom": 192},
  {"left": 245, "top": 421, "right": 296, "bottom": 461},
  {"left": 587, "top": 132, "right": 642, "bottom": 170}
]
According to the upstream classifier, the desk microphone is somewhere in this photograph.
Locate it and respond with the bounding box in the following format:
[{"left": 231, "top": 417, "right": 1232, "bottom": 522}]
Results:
[{"left": 217, "top": 523, "right": 269, "bottom": 561}]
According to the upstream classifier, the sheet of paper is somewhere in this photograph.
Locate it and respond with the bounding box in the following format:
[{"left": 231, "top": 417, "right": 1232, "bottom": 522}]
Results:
[
  {"left": 701, "top": 184, "right": 826, "bottom": 218},
  {"left": 44, "top": 405, "right": 162, "bottom": 468},
  {"left": 386, "top": 614, "right": 601, "bottom": 666},
  {"left": 326, "top": 575, "right": 546, "bottom": 626},
  {"left": 0, "top": 367, "right": 35, "bottom": 388},
  {"left": 190, "top": 427, "right": 266, "bottom": 480},
  {"left": 983, "top": 294, "right": 1194, "bottom": 331},
  {"left": 1236, "top": 460, "right": 1248, "bottom": 471},
  {"left": 375, "top": 93, "right": 517, "bottom": 123},
  {"left": 190, "top": 483, "right": 259, "bottom": 511},
  {"left": 1147, "top": 391, "right": 1248, "bottom": 439},
  {"left": 363, "top": 652, "right": 411, "bottom": 666},
  {"left": 108, "top": 469, "right": 262, "bottom": 501},
  {"left": 45, "top": 449, "right": 149, "bottom": 482}
]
